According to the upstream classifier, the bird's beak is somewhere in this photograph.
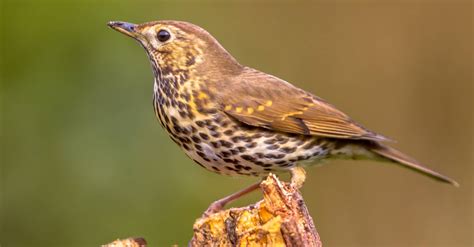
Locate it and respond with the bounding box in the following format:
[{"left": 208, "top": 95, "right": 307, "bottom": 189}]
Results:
[{"left": 107, "top": 21, "right": 138, "bottom": 38}]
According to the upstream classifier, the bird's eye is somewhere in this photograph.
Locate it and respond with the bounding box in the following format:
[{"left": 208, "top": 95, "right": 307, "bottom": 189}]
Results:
[{"left": 157, "top": 29, "right": 171, "bottom": 42}]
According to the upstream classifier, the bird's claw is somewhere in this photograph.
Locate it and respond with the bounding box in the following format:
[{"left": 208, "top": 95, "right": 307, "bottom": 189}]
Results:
[{"left": 202, "top": 201, "right": 225, "bottom": 218}]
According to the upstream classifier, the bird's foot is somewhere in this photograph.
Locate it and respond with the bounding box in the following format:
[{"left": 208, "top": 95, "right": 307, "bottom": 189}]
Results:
[
  {"left": 290, "top": 166, "right": 307, "bottom": 189},
  {"left": 201, "top": 182, "right": 261, "bottom": 218},
  {"left": 202, "top": 200, "right": 226, "bottom": 217}
]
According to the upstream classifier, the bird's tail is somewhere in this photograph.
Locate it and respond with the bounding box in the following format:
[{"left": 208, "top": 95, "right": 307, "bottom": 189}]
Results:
[{"left": 369, "top": 143, "right": 459, "bottom": 186}]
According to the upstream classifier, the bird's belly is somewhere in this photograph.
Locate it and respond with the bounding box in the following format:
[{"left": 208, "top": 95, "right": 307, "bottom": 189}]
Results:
[{"left": 162, "top": 116, "right": 330, "bottom": 176}]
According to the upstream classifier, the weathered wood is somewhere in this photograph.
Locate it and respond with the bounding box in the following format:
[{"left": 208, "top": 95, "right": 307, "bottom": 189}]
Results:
[
  {"left": 190, "top": 173, "right": 321, "bottom": 246},
  {"left": 103, "top": 174, "right": 321, "bottom": 247}
]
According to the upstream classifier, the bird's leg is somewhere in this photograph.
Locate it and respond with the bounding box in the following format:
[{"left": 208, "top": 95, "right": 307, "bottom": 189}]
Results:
[
  {"left": 290, "top": 166, "right": 307, "bottom": 189},
  {"left": 203, "top": 181, "right": 261, "bottom": 217}
]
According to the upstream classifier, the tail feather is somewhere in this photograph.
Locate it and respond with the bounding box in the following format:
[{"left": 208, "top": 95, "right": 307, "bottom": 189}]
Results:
[{"left": 369, "top": 143, "right": 459, "bottom": 187}]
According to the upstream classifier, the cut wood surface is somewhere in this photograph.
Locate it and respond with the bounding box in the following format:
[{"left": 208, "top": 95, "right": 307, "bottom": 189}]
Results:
[{"left": 104, "top": 173, "right": 321, "bottom": 246}]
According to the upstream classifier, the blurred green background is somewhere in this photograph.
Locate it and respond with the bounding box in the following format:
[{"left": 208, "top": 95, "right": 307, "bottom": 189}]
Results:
[{"left": 1, "top": 0, "right": 472, "bottom": 246}]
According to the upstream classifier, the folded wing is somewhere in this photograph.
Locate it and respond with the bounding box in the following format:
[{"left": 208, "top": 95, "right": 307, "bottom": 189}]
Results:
[{"left": 215, "top": 68, "right": 388, "bottom": 141}]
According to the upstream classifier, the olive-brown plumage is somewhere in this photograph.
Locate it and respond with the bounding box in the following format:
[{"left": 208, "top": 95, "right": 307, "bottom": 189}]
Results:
[{"left": 108, "top": 20, "right": 458, "bottom": 188}]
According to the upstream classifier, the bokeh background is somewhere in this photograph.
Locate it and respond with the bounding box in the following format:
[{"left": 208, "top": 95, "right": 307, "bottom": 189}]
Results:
[{"left": 1, "top": 0, "right": 472, "bottom": 246}]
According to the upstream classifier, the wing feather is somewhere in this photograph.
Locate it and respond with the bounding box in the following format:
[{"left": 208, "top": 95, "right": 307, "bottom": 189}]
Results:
[{"left": 215, "top": 68, "right": 388, "bottom": 141}]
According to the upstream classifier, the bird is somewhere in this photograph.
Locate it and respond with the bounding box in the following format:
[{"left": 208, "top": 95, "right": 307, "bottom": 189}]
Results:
[{"left": 107, "top": 20, "right": 458, "bottom": 214}]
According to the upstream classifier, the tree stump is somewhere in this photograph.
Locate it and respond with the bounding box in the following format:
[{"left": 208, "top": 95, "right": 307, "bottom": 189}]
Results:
[
  {"left": 104, "top": 173, "right": 321, "bottom": 246},
  {"left": 190, "top": 173, "right": 321, "bottom": 246}
]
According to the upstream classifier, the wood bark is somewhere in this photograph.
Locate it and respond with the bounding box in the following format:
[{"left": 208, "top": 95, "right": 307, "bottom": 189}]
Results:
[
  {"left": 104, "top": 173, "right": 321, "bottom": 246},
  {"left": 190, "top": 173, "right": 321, "bottom": 246}
]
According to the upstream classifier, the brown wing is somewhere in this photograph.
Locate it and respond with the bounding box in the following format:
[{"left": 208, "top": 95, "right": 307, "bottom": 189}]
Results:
[{"left": 215, "top": 68, "right": 388, "bottom": 141}]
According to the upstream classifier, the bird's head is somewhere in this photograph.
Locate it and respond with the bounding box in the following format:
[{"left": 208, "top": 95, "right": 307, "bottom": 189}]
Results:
[{"left": 108, "top": 20, "right": 241, "bottom": 76}]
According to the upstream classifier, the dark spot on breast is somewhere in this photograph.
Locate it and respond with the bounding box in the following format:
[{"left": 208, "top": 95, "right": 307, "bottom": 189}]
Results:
[
  {"left": 182, "top": 93, "right": 191, "bottom": 101},
  {"left": 210, "top": 141, "right": 220, "bottom": 148},
  {"left": 187, "top": 110, "right": 195, "bottom": 120},
  {"left": 302, "top": 139, "right": 319, "bottom": 150},
  {"left": 162, "top": 113, "right": 170, "bottom": 124},
  {"left": 254, "top": 160, "right": 265, "bottom": 166},
  {"left": 220, "top": 140, "right": 233, "bottom": 148},
  {"left": 281, "top": 147, "right": 297, "bottom": 154},
  {"left": 170, "top": 99, "right": 177, "bottom": 108},
  {"left": 196, "top": 151, "right": 210, "bottom": 162},
  {"left": 194, "top": 144, "right": 203, "bottom": 151},
  {"left": 224, "top": 129, "right": 234, "bottom": 136},
  {"left": 207, "top": 125, "right": 218, "bottom": 131},
  {"left": 220, "top": 151, "right": 231, "bottom": 158},
  {"left": 231, "top": 136, "right": 242, "bottom": 143},
  {"left": 225, "top": 166, "right": 237, "bottom": 171},
  {"left": 199, "top": 133, "right": 209, "bottom": 140},
  {"left": 171, "top": 116, "right": 178, "bottom": 125},
  {"left": 224, "top": 158, "right": 239, "bottom": 164},
  {"left": 278, "top": 138, "right": 289, "bottom": 144},
  {"left": 164, "top": 124, "right": 173, "bottom": 135},
  {"left": 241, "top": 154, "right": 255, "bottom": 162},
  {"left": 264, "top": 139, "right": 277, "bottom": 145},
  {"left": 191, "top": 135, "right": 201, "bottom": 143},
  {"left": 186, "top": 56, "right": 196, "bottom": 66},
  {"left": 296, "top": 155, "right": 306, "bottom": 160},
  {"left": 275, "top": 160, "right": 287, "bottom": 165},
  {"left": 196, "top": 120, "right": 205, "bottom": 127},
  {"left": 213, "top": 118, "right": 223, "bottom": 126},
  {"left": 234, "top": 164, "right": 244, "bottom": 170},
  {"left": 267, "top": 144, "right": 279, "bottom": 150},
  {"left": 210, "top": 131, "right": 221, "bottom": 138},
  {"left": 182, "top": 143, "right": 191, "bottom": 151},
  {"left": 178, "top": 111, "right": 187, "bottom": 118},
  {"left": 173, "top": 125, "right": 183, "bottom": 134},
  {"left": 177, "top": 101, "right": 185, "bottom": 109},
  {"left": 178, "top": 136, "right": 191, "bottom": 144},
  {"left": 246, "top": 142, "right": 257, "bottom": 148},
  {"left": 264, "top": 153, "right": 284, "bottom": 159},
  {"left": 220, "top": 121, "right": 230, "bottom": 128}
]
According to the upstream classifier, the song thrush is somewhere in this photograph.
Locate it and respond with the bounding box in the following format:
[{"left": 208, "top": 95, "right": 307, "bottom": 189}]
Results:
[{"left": 108, "top": 20, "right": 458, "bottom": 213}]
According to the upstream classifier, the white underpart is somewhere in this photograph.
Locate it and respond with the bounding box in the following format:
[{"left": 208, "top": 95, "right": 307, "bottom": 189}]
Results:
[
  {"left": 202, "top": 143, "right": 220, "bottom": 161},
  {"left": 153, "top": 79, "right": 158, "bottom": 93}
]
